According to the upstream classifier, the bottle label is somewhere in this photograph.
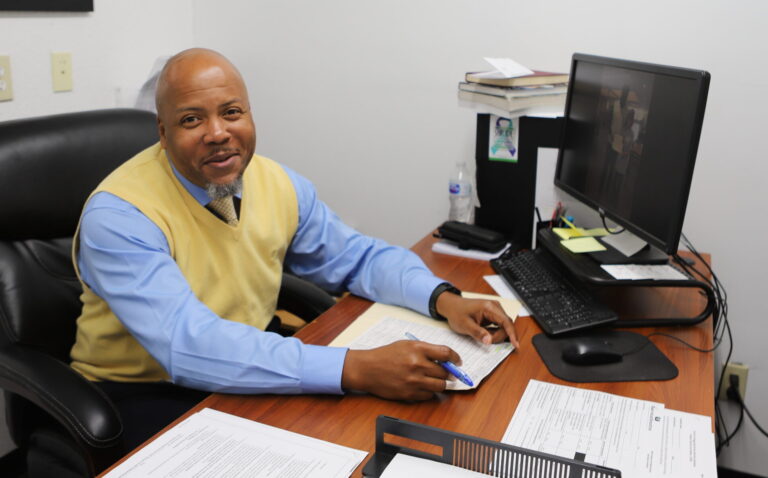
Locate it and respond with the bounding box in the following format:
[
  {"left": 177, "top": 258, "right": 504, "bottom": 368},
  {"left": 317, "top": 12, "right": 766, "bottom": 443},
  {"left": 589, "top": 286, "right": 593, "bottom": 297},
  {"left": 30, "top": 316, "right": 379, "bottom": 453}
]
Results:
[{"left": 449, "top": 182, "right": 471, "bottom": 195}]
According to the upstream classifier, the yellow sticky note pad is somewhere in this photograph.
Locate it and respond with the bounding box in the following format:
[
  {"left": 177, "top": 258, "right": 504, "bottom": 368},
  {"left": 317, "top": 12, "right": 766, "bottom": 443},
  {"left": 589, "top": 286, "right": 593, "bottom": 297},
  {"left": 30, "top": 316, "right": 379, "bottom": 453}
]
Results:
[
  {"left": 561, "top": 237, "right": 607, "bottom": 253},
  {"left": 552, "top": 227, "right": 585, "bottom": 240}
]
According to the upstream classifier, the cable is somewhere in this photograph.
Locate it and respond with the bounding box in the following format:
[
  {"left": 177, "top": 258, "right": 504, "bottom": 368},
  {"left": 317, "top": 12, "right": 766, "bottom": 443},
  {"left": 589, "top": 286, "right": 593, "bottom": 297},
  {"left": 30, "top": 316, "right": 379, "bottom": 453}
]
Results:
[
  {"left": 740, "top": 399, "right": 768, "bottom": 438},
  {"left": 675, "top": 232, "right": 736, "bottom": 455},
  {"left": 644, "top": 332, "right": 719, "bottom": 353},
  {"left": 599, "top": 213, "right": 625, "bottom": 234},
  {"left": 731, "top": 382, "right": 768, "bottom": 439},
  {"left": 717, "top": 400, "right": 744, "bottom": 454}
]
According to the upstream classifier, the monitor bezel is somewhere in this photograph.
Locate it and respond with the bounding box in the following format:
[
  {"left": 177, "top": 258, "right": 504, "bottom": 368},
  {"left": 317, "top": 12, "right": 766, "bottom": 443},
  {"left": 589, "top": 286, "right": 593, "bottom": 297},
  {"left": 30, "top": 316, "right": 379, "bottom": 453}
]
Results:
[{"left": 554, "top": 53, "right": 710, "bottom": 255}]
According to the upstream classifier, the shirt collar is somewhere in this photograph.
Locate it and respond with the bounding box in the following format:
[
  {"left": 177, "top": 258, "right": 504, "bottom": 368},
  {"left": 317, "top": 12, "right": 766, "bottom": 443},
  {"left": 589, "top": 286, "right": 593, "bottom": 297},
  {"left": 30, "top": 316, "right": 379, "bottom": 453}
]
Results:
[{"left": 168, "top": 158, "right": 242, "bottom": 206}]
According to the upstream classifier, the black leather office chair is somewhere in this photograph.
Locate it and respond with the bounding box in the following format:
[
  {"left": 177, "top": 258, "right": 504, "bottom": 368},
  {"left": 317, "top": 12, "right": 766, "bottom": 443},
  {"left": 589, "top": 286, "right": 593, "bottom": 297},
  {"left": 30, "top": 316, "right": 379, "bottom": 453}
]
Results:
[{"left": 0, "top": 109, "right": 336, "bottom": 477}]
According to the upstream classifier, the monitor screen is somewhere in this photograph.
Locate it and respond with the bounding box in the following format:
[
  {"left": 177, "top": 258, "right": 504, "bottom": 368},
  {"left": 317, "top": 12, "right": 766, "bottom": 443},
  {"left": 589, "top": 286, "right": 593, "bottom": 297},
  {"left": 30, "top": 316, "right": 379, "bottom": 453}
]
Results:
[{"left": 554, "top": 54, "right": 709, "bottom": 255}]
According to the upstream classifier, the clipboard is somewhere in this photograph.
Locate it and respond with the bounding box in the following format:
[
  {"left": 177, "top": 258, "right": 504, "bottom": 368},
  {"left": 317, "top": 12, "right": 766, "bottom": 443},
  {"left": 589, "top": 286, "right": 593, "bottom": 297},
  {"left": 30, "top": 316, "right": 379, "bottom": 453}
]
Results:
[{"left": 362, "top": 416, "right": 621, "bottom": 477}]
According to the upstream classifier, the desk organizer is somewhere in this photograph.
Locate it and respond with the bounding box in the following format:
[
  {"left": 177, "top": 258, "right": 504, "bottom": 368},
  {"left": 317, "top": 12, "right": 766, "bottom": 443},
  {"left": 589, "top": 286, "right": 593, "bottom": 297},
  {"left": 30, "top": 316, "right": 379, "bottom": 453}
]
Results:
[{"left": 362, "top": 415, "right": 621, "bottom": 477}]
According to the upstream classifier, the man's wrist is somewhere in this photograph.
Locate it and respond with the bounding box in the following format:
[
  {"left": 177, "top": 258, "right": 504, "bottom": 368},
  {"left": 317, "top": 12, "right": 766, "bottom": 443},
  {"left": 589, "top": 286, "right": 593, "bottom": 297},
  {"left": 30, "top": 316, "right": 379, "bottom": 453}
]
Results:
[{"left": 428, "top": 282, "right": 461, "bottom": 320}]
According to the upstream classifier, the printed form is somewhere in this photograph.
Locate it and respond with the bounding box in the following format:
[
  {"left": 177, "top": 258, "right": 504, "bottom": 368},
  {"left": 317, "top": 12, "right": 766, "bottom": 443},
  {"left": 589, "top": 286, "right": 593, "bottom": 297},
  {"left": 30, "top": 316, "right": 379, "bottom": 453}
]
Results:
[
  {"left": 502, "top": 380, "right": 716, "bottom": 478},
  {"left": 104, "top": 408, "right": 366, "bottom": 478},
  {"left": 330, "top": 294, "right": 520, "bottom": 391},
  {"left": 346, "top": 316, "right": 514, "bottom": 390}
]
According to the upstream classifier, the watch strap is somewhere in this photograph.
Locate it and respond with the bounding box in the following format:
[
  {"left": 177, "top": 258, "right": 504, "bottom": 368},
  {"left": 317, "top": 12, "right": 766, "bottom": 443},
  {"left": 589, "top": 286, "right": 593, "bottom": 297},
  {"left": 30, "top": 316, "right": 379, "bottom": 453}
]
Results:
[{"left": 429, "top": 282, "right": 461, "bottom": 320}]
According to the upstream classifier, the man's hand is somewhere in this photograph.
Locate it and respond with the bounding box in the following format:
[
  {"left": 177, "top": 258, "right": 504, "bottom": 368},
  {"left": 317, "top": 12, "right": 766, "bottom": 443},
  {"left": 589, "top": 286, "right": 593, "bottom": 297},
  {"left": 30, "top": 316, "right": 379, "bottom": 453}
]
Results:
[
  {"left": 341, "top": 340, "right": 461, "bottom": 401},
  {"left": 436, "top": 292, "right": 519, "bottom": 348}
]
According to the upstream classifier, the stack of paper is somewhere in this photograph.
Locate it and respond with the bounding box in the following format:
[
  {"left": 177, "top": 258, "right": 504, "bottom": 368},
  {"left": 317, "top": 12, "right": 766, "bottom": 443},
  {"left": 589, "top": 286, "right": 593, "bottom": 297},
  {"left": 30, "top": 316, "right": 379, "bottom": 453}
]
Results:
[
  {"left": 502, "top": 380, "right": 716, "bottom": 478},
  {"left": 104, "top": 408, "right": 367, "bottom": 478}
]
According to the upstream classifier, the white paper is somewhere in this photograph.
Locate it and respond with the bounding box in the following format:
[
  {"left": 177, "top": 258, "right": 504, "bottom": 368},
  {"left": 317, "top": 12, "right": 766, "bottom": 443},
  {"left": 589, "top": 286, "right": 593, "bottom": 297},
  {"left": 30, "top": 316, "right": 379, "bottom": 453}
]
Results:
[
  {"left": 601, "top": 230, "right": 648, "bottom": 257},
  {"left": 502, "top": 380, "right": 716, "bottom": 478},
  {"left": 482, "top": 275, "right": 530, "bottom": 316},
  {"left": 483, "top": 57, "right": 534, "bottom": 78},
  {"left": 431, "top": 240, "right": 510, "bottom": 260},
  {"left": 601, "top": 264, "right": 687, "bottom": 281},
  {"left": 347, "top": 316, "right": 514, "bottom": 390},
  {"left": 329, "top": 295, "right": 519, "bottom": 350},
  {"left": 382, "top": 453, "right": 490, "bottom": 477},
  {"left": 104, "top": 408, "right": 366, "bottom": 478}
]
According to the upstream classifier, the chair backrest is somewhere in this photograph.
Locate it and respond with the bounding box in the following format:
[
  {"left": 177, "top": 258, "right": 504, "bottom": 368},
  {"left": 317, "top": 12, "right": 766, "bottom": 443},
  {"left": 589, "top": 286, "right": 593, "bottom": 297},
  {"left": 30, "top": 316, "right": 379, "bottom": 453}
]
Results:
[{"left": 0, "top": 109, "right": 158, "bottom": 360}]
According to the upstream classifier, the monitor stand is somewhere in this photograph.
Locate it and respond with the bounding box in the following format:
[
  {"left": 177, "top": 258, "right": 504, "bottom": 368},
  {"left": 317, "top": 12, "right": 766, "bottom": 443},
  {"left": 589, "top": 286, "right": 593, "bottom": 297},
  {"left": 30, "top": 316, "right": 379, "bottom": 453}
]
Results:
[
  {"left": 587, "top": 241, "right": 669, "bottom": 265},
  {"left": 536, "top": 228, "right": 715, "bottom": 328}
]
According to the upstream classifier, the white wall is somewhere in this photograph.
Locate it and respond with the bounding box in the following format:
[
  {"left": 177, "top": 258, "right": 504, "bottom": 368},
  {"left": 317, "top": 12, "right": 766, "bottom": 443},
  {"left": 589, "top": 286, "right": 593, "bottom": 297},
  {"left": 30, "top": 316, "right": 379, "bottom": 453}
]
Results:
[
  {"left": 1, "top": 0, "right": 766, "bottom": 475},
  {"left": 0, "top": 0, "right": 196, "bottom": 456},
  {"left": 193, "top": 1, "right": 768, "bottom": 475},
  {"left": 0, "top": 0, "right": 195, "bottom": 122}
]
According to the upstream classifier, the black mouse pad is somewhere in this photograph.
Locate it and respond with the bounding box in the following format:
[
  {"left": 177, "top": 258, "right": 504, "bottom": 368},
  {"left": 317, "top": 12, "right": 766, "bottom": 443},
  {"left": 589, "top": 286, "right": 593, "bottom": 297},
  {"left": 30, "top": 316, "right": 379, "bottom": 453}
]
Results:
[{"left": 533, "top": 331, "right": 678, "bottom": 383}]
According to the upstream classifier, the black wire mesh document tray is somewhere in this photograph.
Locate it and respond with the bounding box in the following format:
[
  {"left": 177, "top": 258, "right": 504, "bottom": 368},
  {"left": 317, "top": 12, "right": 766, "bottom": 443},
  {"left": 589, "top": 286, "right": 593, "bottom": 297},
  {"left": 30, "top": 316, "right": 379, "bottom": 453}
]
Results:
[{"left": 362, "top": 415, "right": 621, "bottom": 477}]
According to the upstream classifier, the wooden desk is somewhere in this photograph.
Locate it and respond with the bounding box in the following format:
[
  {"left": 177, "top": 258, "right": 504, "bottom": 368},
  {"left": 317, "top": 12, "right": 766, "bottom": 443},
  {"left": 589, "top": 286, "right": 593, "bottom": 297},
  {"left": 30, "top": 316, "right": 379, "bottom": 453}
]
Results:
[{"left": 101, "top": 233, "right": 714, "bottom": 477}]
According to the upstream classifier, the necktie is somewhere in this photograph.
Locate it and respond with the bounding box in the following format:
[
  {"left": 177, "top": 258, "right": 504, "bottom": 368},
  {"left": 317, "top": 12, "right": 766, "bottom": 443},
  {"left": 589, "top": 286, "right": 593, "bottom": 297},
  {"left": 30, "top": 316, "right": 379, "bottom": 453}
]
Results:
[{"left": 208, "top": 196, "right": 239, "bottom": 226}]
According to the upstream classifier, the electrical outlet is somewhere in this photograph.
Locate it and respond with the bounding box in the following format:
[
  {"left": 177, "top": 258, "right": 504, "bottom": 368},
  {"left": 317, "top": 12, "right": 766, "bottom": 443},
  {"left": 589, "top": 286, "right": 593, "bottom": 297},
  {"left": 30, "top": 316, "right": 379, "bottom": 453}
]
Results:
[
  {"left": 51, "top": 52, "right": 73, "bottom": 92},
  {"left": 0, "top": 55, "right": 13, "bottom": 101},
  {"left": 719, "top": 362, "right": 748, "bottom": 400}
]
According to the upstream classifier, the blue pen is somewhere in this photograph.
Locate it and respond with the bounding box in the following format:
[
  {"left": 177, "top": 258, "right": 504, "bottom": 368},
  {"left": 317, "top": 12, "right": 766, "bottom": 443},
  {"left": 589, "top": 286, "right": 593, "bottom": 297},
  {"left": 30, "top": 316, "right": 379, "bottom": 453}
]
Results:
[{"left": 405, "top": 332, "right": 474, "bottom": 387}]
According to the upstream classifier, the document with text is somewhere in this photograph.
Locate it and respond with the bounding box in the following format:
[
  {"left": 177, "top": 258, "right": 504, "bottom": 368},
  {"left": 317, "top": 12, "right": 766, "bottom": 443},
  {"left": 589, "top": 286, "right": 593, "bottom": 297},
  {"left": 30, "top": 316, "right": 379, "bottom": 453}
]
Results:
[
  {"left": 330, "top": 294, "right": 519, "bottom": 391},
  {"left": 344, "top": 315, "right": 514, "bottom": 390},
  {"left": 104, "top": 408, "right": 367, "bottom": 478},
  {"left": 502, "top": 380, "right": 716, "bottom": 478}
]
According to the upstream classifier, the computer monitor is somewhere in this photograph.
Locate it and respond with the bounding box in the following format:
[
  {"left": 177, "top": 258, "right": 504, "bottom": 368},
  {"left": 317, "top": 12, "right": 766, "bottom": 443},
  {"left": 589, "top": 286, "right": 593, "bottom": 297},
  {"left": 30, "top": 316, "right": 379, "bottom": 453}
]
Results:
[{"left": 554, "top": 54, "right": 710, "bottom": 261}]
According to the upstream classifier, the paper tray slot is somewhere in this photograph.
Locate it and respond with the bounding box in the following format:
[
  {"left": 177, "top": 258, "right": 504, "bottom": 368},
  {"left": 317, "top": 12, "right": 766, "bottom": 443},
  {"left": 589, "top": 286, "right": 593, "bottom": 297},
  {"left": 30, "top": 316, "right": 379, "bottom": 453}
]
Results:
[{"left": 362, "top": 415, "right": 621, "bottom": 477}]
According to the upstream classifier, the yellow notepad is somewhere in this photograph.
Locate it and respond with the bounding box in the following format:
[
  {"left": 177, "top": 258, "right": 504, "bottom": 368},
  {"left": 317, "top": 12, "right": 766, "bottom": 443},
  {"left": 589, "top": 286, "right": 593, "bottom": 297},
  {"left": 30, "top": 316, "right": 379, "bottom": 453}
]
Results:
[{"left": 561, "top": 236, "right": 607, "bottom": 253}]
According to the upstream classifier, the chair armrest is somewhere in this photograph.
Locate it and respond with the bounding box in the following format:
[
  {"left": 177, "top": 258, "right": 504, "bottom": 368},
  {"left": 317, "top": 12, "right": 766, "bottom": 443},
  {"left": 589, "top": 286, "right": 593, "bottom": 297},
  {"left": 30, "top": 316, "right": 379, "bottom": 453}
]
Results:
[
  {"left": 0, "top": 344, "right": 122, "bottom": 449},
  {"left": 277, "top": 273, "right": 337, "bottom": 322}
]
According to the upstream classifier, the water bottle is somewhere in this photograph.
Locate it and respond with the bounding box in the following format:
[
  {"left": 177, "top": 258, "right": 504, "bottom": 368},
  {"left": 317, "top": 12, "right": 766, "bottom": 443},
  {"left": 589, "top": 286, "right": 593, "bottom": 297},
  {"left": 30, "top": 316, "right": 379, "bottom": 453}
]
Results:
[{"left": 448, "top": 161, "right": 473, "bottom": 223}]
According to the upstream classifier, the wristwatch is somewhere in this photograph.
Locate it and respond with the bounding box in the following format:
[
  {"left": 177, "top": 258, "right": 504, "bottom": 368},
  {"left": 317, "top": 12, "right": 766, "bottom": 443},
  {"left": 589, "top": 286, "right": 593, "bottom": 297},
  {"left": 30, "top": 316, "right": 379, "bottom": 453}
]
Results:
[{"left": 428, "top": 282, "right": 461, "bottom": 321}]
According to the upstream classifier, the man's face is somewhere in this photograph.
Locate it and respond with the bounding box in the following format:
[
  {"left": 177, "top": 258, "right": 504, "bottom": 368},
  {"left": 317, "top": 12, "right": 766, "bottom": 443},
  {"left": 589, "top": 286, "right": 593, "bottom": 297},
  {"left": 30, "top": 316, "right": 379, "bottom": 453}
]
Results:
[{"left": 157, "top": 57, "right": 256, "bottom": 189}]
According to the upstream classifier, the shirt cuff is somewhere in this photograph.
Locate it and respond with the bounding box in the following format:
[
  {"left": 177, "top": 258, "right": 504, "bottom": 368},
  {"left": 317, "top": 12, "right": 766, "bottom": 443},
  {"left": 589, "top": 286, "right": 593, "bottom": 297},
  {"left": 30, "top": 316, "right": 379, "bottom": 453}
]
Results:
[
  {"left": 300, "top": 344, "right": 348, "bottom": 394},
  {"left": 402, "top": 274, "right": 446, "bottom": 317}
]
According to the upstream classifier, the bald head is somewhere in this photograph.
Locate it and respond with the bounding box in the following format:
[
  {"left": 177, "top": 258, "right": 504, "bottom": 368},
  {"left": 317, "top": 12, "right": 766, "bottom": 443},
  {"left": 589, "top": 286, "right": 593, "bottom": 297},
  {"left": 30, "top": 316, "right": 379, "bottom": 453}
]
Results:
[
  {"left": 155, "top": 48, "right": 248, "bottom": 118},
  {"left": 155, "top": 48, "right": 256, "bottom": 191}
]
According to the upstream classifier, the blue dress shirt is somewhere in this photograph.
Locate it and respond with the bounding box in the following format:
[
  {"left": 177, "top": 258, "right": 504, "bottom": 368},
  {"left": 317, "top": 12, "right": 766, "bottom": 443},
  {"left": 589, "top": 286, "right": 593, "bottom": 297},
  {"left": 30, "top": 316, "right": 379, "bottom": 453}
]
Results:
[{"left": 77, "top": 160, "right": 444, "bottom": 395}]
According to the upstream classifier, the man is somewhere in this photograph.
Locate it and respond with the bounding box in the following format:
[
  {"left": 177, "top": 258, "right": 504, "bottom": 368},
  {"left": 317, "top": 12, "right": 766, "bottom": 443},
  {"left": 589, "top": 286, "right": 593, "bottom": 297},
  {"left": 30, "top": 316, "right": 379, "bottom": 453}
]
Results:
[{"left": 71, "top": 48, "right": 518, "bottom": 449}]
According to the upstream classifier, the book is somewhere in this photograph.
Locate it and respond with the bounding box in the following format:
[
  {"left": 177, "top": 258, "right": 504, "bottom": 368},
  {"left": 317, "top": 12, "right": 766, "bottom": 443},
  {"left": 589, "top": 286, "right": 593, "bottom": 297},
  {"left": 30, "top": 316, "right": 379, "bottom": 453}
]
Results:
[
  {"left": 458, "top": 89, "right": 565, "bottom": 114},
  {"left": 465, "top": 70, "right": 569, "bottom": 87},
  {"left": 458, "top": 81, "right": 567, "bottom": 98}
]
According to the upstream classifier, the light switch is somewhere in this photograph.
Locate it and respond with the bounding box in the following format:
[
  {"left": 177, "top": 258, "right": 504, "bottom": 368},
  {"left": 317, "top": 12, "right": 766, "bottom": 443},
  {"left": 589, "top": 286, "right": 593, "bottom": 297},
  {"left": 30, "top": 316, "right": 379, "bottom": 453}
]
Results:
[
  {"left": 51, "top": 52, "right": 73, "bottom": 92},
  {"left": 0, "top": 55, "right": 13, "bottom": 101}
]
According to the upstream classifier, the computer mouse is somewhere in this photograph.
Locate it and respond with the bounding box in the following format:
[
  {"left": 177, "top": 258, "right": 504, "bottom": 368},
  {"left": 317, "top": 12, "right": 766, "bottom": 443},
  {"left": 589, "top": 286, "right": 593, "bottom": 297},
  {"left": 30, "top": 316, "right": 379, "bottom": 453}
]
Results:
[{"left": 561, "top": 337, "right": 623, "bottom": 366}]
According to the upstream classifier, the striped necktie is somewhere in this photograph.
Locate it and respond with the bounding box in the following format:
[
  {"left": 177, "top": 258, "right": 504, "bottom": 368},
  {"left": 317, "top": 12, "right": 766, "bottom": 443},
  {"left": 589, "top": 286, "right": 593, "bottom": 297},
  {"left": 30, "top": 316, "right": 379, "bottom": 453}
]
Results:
[{"left": 208, "top": 196, "right": 239, "bottom": 226}]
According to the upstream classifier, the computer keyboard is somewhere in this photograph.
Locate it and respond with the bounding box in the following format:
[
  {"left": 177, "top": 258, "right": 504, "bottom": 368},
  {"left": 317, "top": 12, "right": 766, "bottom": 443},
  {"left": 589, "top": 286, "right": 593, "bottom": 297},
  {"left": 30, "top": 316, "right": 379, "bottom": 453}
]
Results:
[{"left": 491, "top": 248, "right": 618, "bottom": 335}]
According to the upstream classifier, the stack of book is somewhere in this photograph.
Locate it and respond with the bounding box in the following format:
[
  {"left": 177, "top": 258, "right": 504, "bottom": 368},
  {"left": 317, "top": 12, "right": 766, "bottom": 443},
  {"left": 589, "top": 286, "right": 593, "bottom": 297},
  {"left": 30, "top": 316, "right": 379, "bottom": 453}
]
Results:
[{"left": 458, "top": 70, "right": 569, "bottom": 114}]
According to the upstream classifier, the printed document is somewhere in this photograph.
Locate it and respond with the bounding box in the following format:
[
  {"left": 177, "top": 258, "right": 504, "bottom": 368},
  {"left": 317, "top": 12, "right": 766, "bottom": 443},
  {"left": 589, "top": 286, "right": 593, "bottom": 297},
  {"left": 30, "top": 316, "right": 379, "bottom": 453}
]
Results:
[
  {"left": 329, "top": 294, "right": 519, "bottom": 391},
  {"left": 502, "top": 380, "right": 716, "bottom": 478},
  {"left": 601, "top": 264, "right": 688, "bottom": 281},
  {"left": 104, "top": 408, "right": 367, "bottom": 478}
]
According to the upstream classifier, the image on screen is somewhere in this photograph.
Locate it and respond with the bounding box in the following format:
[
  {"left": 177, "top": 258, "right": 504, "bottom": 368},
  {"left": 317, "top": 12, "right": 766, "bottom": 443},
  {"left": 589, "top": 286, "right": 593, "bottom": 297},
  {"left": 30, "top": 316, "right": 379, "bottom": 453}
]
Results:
[{"left": 555, "top": 55, "right": 709, "bottom": 253}]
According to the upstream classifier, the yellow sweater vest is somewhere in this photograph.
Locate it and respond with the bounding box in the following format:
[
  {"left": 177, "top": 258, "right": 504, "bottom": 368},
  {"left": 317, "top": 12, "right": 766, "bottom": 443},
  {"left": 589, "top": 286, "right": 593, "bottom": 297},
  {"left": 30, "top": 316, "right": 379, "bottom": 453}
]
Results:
[{"left": 70, "top": 143, "right": 298, "bottom": 382}]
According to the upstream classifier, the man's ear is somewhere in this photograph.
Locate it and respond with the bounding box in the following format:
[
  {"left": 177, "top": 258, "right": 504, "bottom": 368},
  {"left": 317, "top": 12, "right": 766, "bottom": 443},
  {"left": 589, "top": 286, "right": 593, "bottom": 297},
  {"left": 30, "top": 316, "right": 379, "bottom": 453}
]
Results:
[{"left": 157, "top": 116, "right": 167, "bottom": 149}]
